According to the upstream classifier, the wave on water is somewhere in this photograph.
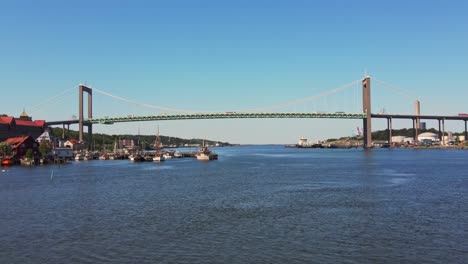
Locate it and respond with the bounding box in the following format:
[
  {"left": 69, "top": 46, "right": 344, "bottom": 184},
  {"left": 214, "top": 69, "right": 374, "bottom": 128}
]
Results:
[
  {"left": 141, "top": 165, "right": 174, "bottom": 171},
  {"left": 376, "top": 169, "right": 416, "bottom": 177}
]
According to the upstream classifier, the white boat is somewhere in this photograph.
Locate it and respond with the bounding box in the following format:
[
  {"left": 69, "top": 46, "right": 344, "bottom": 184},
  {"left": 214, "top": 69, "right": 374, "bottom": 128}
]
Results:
[
  {"left": 74, "top": 153, "right": 83, "bottom": 161},
  {"left": 153, "top": 155, "right": 165, "bottom": 162},
  {"left": 83, "top": 152, "right": 93, "bottom": 160},
  {"left": 163, "top": 153, "right": 173, "bottom": 159},
  {"left": 196, "top": 143, "right": 218, "bottom": 161},
  {"left": 129, "top": 154, "right": 143, "bottom": 162},
  {"left": 174, "top": 151, "right": 183, "bottom": 158}
]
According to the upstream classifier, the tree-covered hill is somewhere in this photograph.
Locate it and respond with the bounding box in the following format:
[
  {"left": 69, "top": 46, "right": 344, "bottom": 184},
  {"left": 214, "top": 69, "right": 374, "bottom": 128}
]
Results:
[{"left": 49, "top": 127, "right": 232, "bottom": 150}]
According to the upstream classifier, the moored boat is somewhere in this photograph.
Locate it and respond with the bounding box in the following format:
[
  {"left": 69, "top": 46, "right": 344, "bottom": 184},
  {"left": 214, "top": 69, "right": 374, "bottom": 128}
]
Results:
[
  {"left": 74, "top": 153, "right": 84, "bottom": 161},
  {"left": 144, "top": 155, "right": 153, "bottom": 161},
  {"left": 1, "top": 157, "right": 14, "bottom": 166},
  {"left": 153, "top": 126, "right": 165, "bottom": 162},
  {"left": 196, "top": 144, "right": 218, "bottom": 161},
  {"left": 129, "top": 153, "right": 144, "bottom": 162},
  {"left": 153, "top": 154, "right": 165, "bottom": 162},
  {"left": 163, "top": 152, "right": 173, "bottom": 159},
  {"left": 99, "top": 154, "right": 109, "bottom": 160}
]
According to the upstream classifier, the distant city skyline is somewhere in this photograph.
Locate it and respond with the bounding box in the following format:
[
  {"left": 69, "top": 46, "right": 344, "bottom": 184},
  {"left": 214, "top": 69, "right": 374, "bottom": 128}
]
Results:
[{"left": 1, "top": 0, "right": 467, "bottom": 144}]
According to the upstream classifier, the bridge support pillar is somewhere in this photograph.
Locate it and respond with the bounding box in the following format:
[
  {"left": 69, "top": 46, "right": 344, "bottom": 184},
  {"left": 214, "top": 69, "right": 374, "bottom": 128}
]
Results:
[
  {"left": 387, "top": 118, "right": 392, "bottom": 146},
  {"left": 362, "top": 76, "right": 372, "bottom": 148},
  {"left": 79, "top": 85, "right": 93, "bottom": 150},
  {"left": 465, "top": 120, "right": 467, "bottom": 143},
  {"left": 62, "top": 123, "right": 65, "bottom": 139},
  {"left": 438, "top": 119, "right": 442, "bottom": 141},
  {"left": 442, "top": 119, "right": 446, "bottom": 145},
  {"left": 413, "top": 100, "right": 420, "bottom": 144}
]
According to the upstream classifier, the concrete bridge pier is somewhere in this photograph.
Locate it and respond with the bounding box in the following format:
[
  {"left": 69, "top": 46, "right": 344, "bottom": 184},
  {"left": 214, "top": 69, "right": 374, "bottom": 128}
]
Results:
[
  {"left": 362, "top": 76, "right": 372, "bottom": 148},
  {"left": 387, "top": 117, "right": 393, "bottom": 146},
  {"left": 438, "top": 119, "right": 442, "bottom": 141},
  {"left": 442, "top": 119, "right": 446, "bottom": 145},
  {"left": 79, "top": 85, "right": 93, "bottom": 150},
  {"left": 412, "top": 118, "right": 418, "bottom": 143},
  {"left": 465, "top": 120, "right": 467, "bottom": 142}
]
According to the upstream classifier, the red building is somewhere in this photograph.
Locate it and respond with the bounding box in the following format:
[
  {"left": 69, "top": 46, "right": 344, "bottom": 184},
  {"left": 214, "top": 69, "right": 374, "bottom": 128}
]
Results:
[
  {"left": 0, "top": 111, "right": 46, "bottom": 142},
  {"left": 3, "top": 136, "right": 39, "bottom": 160}
]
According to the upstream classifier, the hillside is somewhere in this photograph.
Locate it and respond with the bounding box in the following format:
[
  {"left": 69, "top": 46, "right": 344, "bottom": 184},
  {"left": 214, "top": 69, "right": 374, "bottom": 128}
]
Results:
[{"left": 50, "top": 128, "right": 232, "bottom": 150}]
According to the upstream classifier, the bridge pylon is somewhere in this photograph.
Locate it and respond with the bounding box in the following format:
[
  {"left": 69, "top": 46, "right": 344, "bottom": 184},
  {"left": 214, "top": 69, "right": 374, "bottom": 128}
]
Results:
[
  {"left": 362, "top": 76, "right": 372, "bottom": 148},
  {"left": 79, "top": 85, "right": 93, "bottom": 150}
]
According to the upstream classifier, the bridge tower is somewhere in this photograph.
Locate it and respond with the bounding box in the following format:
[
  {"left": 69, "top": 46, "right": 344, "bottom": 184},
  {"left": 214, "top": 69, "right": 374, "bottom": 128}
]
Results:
[
  {"left": 79, "top": 85, "right": 93, "bottom": 150},
  {"left": 362, "top": 76, "right": 372, "bottom": 148}
]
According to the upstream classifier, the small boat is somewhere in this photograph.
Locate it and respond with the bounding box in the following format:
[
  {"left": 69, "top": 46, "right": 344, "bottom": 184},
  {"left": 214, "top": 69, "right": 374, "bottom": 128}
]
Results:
[
  {"left": 144, "top": 155, "right": 153, "bottom": 162},
  {"left": 173, "top": 151, "right": 183, "bottom": 158},
  {"left": 163, "top": 152, "right": 173, "bottom": 159},
  {"left": 99, "top": 154, "right": 108, "bottom": 160},
  {"left": 196, "top": 142, "right": 218, "bottom": 161},
  {"left": 153, "top": 154, "right": 165, "bottom": 162},
  {"left": 74, "top": 153, "right": 84, "bottom": 161},
  {"left": 1, "top": 157, "right": 14, "bottom": 166},
  {"left": 83, "top": 152, "right": 93, "bottom": 160},
  {"left": 129, "top": 153, "right": 143, "bottom": 162}
]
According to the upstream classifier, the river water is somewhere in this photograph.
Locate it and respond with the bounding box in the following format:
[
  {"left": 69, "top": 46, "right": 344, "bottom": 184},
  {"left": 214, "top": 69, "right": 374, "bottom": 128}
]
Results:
[{"left": 1, "top": 146, "right": 467, "bottom": 263}]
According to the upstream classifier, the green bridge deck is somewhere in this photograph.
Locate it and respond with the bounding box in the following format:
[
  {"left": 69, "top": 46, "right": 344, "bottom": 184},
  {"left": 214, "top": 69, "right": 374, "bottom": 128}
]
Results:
[{"left": 88, "top": 112, "right": 368, "bottom": 124}]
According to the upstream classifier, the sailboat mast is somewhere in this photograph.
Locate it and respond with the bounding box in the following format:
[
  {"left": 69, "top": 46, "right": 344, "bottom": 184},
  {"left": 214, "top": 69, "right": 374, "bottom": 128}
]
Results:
[{"left": 155, "top": 125, "right": 161, "bottom": 154}]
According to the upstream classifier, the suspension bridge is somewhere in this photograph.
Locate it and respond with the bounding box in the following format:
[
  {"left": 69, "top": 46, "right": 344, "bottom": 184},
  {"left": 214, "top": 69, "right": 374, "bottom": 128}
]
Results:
[{"left": 44, "top": 76, "right": 468, "bottom": 149}]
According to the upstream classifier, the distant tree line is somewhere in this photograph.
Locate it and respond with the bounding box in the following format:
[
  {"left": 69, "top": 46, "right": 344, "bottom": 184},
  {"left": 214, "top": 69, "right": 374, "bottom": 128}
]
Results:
[{"left": 49, "top": 127, "right": 232, "bottom": 150}]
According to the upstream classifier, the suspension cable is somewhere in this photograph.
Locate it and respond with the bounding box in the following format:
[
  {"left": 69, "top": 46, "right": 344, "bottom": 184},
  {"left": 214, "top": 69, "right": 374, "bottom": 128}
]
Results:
[
  {"left": 32, "top": 85, "right": 78, "bottom": 110},
  {"left": 91, "top": 87, "right": 200, "bottom": 113},
  {"left": 236, "top": 79, "right": 361, "bottom": 112},
  {"left": 373, "top": 78, "right": 416, "bottom": 101}
]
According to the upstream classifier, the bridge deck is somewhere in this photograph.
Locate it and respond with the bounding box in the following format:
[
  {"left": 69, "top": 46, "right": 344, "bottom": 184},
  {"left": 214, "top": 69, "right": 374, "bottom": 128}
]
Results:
[
  {"left": 87, "top": 112, "right": 368, "bottom": 124},
  {"left": 46, "top": 112, "right": 468, "bottom": 126}
]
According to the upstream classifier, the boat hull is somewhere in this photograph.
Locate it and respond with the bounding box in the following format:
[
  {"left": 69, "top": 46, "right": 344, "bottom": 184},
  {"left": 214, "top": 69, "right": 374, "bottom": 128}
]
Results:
[{"left": 153, "top": 156, "right": 165, "bottom": 162}]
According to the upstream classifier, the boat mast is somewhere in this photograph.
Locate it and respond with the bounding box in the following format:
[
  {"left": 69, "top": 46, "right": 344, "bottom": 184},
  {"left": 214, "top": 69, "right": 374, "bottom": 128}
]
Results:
[{"left": 155, "top": 125, "right": 161, "bottom": 155}]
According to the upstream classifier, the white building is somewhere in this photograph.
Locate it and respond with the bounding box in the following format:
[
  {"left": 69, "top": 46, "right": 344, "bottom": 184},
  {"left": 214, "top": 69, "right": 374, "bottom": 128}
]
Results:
[
  {"left": 64, "top": 139, "right": 83, "bottom": 151},
  {"left": 418, "top": 132, "right": 439, "bottom": 142},
  {"left": 391, "top": 136, "right": 406, "bottom": 143}
]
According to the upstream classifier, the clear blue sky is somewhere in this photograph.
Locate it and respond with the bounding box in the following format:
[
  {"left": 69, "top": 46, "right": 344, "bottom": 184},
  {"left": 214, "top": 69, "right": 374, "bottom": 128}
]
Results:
[{"left": 1, "top": 0, "right": 467, "bottom": 144}]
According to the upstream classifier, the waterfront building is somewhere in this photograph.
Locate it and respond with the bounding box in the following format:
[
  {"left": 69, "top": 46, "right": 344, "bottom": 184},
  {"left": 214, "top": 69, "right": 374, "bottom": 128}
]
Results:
[
  {"left": 36, "top": 130, "right": 53, "bottom": 144},
  {"left": 0, "top": 111, "right": 46, "bottom": 142},
  {"left": 391, "top": 136, "right": 406, "bottom": 144},
  {"left": 417, "top": 132, "right": 439, "bottom": 143},
  {"left": 64, "top": 139, "right": 84, "bottom": 151},
  {"left": 2, "top": 136, "right": 39, "bottom": 160}
]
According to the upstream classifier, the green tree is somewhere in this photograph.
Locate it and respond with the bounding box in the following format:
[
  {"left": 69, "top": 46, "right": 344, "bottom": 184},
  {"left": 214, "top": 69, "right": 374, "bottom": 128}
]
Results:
[
  {"left": 25, "top": 149, "right": 34, "bottom": 160},
  {"left": 0, "top": 143, "right": 12, "bottom": 157},
  {"left": 38, "top": 142, "right": 51, "bottom": 158}
]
